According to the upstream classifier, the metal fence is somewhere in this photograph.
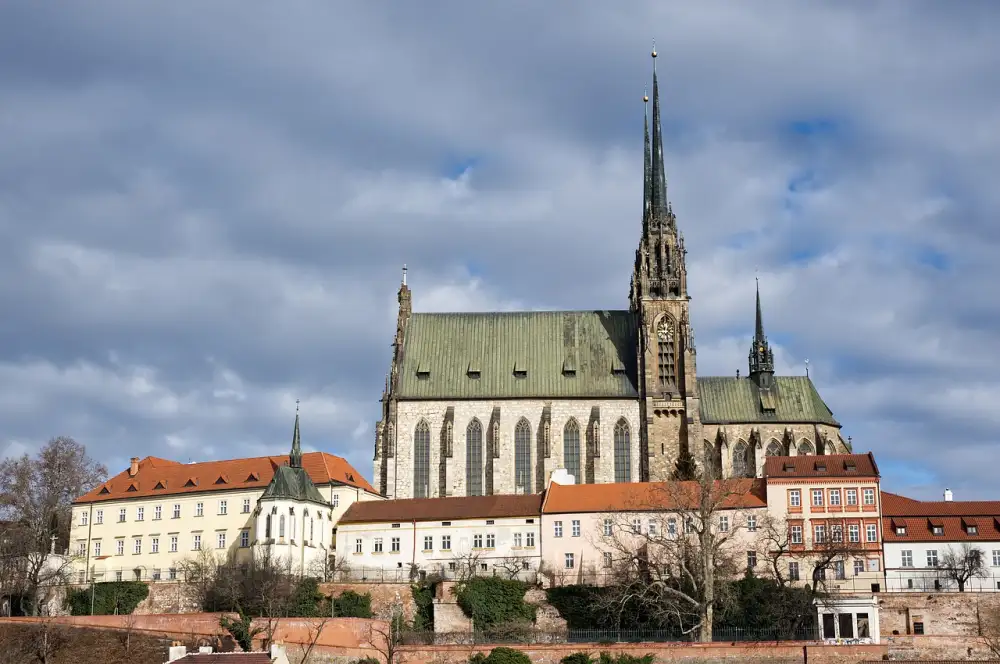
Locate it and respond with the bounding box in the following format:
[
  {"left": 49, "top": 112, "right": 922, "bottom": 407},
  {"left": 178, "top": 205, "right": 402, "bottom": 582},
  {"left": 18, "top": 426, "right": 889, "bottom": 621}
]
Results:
[{"left": 397, "top": 625, "right": 818, "bottom": 646}]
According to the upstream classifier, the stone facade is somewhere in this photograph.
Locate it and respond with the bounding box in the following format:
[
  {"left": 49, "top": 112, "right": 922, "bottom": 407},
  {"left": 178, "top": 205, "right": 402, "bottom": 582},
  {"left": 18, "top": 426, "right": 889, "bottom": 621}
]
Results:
[{"left": 705, "top": 422, "right": 849, "bottom": 479}]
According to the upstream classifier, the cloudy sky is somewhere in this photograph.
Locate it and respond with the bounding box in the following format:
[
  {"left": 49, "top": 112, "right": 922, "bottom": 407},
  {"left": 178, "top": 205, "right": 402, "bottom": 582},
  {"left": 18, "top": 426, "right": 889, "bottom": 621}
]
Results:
[{"left": 1, "top": 1, "right": 997, "bottom": 500}]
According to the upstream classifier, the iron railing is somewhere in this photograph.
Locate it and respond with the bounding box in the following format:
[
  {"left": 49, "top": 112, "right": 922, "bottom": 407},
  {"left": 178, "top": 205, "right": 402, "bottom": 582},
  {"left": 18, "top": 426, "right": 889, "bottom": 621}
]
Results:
[{"left": 397, "top": 625, "right": 818, "bottom": 645}]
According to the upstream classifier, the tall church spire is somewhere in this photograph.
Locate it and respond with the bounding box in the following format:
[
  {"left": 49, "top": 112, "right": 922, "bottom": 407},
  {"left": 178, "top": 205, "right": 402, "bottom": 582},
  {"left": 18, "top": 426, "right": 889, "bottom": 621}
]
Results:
[
  {"left": 290, "top": 399, "right": 302, "bottom": 468},
  {"left": 649, "top": 45, "right": 668, "bottom": 224},
  {"left": 643, "top": 87, "right": 651, "bottom": 224},
  {"left": 748, "top": 279, "right": 775, "bottom": 385}
]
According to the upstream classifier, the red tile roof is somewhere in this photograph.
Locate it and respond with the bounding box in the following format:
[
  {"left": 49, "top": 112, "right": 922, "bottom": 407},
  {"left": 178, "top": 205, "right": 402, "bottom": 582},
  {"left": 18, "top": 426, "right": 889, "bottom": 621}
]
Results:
[
  {"left": 542, "top": 479, "right": 767, "bottom": 515},
  {"left": 339, "top": 494, "right": 543, "bottom": 525},
  {"left": 173, "top": 654, "right": 272, "bottom": 664},
  {"left": 763, "top": 453, "right": 879, "bottom": 479},
  {"left": 881, "top": 491, "right": 1000, "bottom": 542},
  {"left": 73, "top": 452, "right": 375, "bottom": 504}
]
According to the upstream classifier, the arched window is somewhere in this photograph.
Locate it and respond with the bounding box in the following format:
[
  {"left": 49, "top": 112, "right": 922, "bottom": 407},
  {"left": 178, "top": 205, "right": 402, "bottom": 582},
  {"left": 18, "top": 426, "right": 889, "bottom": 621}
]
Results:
[
  {"left": 733, "top": 440, "right": 750, "bottom": 478},
  {"left": 466, "top": 419, "right": 484, "bottom": 497},
  {"left": 798, "top": 440, "right": 815, "bottom": 456},
  {"left": 514, "top": 419, "right": 532, "bottom": 493},
  {"left": 279, "top": 514, "right": 285, "bottom": 539},
  {"left": 656, "top": 317, "right": 677, "bottom": 387},
  {"left": 265, "top": 514, "right": 272, "bottom": 539},
  {"left": 413, "top": 420, "right": 431, "bottom": 498},
  {"left": 563, "top": 420, "right": 581, "bottom": 484},
  {"left": 766, "top": 440, "right": 783, "bottom": 457},
  {"left": 290, "top": 515, "right": 296, "bottom": 541},
  {"left": 310, "top": 518, "right": 314, "bottom": 542},
  {"left": 614, "top": 419, "right": 632, "bottom": 483}
]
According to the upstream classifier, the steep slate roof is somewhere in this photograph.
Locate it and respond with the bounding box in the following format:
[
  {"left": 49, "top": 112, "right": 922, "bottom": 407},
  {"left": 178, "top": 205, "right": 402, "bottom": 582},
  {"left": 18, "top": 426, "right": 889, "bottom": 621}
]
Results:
[
  {"left": 339, "top": 494, "right": 543, "bottom": 525},
  {"left": 763, "top": 453, "right": 879, "bottom": 479},
  {"left": 698, "top": 376, "right": 840, "bottom": 426},
  {"left": 261, "top": 465, "right": 327, "bottom": 505},
  {"left": 396, "top": 311, "right": 639, "bottom": 399},
  {"left": 543, "top": 478, "right": 766, "bottom": 515},
  {"left": 74, "top": 452, "right": 375, "bottom": 504}
]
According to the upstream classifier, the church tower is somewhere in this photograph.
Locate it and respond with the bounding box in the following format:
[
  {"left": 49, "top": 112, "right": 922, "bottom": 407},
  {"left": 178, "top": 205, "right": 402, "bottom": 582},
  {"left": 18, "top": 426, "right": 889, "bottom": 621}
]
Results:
[{"left": 630, "top": 47, "right": 702, "bottom": 482}]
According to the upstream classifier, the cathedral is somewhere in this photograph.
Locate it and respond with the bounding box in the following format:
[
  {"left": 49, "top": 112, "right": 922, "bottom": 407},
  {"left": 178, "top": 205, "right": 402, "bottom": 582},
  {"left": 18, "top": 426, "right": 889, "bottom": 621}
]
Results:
[{"left": 374, "top": 52, "right": 850, "bottom": 499}]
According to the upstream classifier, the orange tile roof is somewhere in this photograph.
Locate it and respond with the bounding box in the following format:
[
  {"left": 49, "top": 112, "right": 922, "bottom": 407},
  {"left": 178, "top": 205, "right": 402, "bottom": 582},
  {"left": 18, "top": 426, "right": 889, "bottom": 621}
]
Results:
[
  {"left": 73, "top": 452, "right": 376, "bottom": 504},
  {"left": 881, "top": 491, "right": 1000, "bottom": 517},
  {"left": 763, "top": 453, "right": 879, "bottom": 479},
  {"left": 542, "top": 479, "right": 767, "bottom": 515},
  {"left": 339, "top": 494, "right": 543, "bottom": 525},
  {"left": 881, "top": 491, "right": 1000, "bottom": 542}
]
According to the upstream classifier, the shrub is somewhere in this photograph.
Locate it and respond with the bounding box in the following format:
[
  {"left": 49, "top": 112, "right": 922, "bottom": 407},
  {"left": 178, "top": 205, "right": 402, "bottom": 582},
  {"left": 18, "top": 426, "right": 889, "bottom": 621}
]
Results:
[
  {"left": 333, "top": 589, "right": 373, "bottom": 618},
  {"left": 479, "top": 646, "right": 532, "bottom": 664},
  {"left": 561, "top": 653, "right": 596, "bottom": 664},
  {"left": 66, "top": 581, "right": 149, "bottom": 615},
  {"left": 598, "top": 653, "right": 654, "bottom": 664},
  {"left": 350, "top": 658, "right": 381, "bottom": 664},
  {"left": 411, "top": 581, "right": 436, "bottom": 630},
  {"left": 456, "top": 577, "right": 536, "bottom": 630},
  {"left": 219, "top": 609, "right": 263, "bottom": 652},
  {"left": 286, "top": 577, "right": 327, "bottom": 617}
]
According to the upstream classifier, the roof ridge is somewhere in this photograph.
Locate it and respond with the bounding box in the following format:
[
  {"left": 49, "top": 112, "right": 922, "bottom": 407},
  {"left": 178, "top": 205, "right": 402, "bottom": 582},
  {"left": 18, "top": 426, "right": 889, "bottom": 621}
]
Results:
[{"left": 413, "top": 309, "right": 632, "bottom": 316}]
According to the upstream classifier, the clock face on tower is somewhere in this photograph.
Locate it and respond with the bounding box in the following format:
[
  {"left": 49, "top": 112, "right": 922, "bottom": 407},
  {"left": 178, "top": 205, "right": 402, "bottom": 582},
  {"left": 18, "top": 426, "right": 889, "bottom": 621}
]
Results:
[{"left": 656, "top": 318, "right": 673, "bottom": 342}]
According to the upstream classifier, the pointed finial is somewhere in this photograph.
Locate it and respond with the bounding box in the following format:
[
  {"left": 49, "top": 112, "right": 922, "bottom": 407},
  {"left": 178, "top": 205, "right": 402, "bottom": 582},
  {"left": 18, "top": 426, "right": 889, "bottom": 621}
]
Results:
[
  {"left": 805, "top": 358, "right": 810, "bottom": 377},
  {"left": 402, "top": 264, "right": 407, "bottom": 286},
  {"left": 295, "top": 398, "right": 300, "bottom": 414},
  {"left": 651, "top": 38, "right": 657, "bottom": 59},
  {"left": 643, "top": 85, "right": 648, "bottom": 104}
]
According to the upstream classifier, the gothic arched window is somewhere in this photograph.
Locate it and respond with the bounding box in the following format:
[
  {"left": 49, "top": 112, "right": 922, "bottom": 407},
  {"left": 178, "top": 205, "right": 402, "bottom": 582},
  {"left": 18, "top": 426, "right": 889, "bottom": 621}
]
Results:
[
  {"left": 563, "top": 419, "right": 581, "bottom": 485},
  {"left": 265, "top": 514, "right": 272, "bottom": 539},
  {"left": 413, "top": 420, "right": 431, "bottom": 498},
  {"left": 514, "top": 419, "right": 532, "bottom": 493},
  {"left": 613, "top": 419, "right": 632, "bottom": 483},
  {"left": 797, "top": 440, "right": 815, "bottom": 456},
  {"left": 466, "top": 419, "right": 484, "bottom": 497},
  {"left": 733, "top": 440, "right": 750, "bottom": 478},
  {"left": 766, "top": 440, "right": 783, "bottom": 457},
  {"left": 656, "top": 317, "right": 677, "bottom": 387},
  {"left": 279, "top": 514, "right": 286, "bottom": 539}
]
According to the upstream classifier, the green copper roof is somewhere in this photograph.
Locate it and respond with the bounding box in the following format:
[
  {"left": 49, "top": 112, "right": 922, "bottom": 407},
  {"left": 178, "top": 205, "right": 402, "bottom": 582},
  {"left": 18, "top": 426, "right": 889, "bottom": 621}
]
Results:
[
  {"left": 397, "top": 311, "right": 639, "bottom": 399},
  {"left": 697, "top": 376, "right": 840, "bottom": 426},
  {"left": 261, "top": 465, "right": 327, "bottom": 504}
]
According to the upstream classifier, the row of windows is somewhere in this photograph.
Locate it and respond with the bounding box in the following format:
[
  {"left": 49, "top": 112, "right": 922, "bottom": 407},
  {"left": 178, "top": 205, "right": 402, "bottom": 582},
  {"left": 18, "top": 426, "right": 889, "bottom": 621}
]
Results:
[
  {"left": 412, "top": 417, "right": 634, "bottom": 498},
  {"left": 79, "top": 498, "right": 254, "bottom": 526},
  {"left": 787, "top": 522, "right": 879, "bottom": 545},
  {"left": 788, "top": 488, "right": 876, "bottom": 509},
  {"left": 353, "top": 531, "right": 537, "bottom": 554},
  {"left": 262, "top": 512, "right": 328, "bottom": 546},
  {"left": 80, "top": 530, "right": 251, "bottom": 557},
  {"left": 899, "top": 549, "right": 1000, "bottom": 568}
]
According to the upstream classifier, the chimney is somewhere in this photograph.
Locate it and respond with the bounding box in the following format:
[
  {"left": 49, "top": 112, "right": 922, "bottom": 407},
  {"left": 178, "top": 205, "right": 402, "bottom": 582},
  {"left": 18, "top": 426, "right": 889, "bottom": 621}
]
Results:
[
  {"left": 944, "top": 488, "right": 953, "bottom": 502},
  {"left": 129, "top": 457, "right": 140, "bottom": 477},
  {"left": 270, "top": 642, "right": 290, "bottom": 664},
  {"left": 167, "top": 643, "right": 187, "bottom": 662}
]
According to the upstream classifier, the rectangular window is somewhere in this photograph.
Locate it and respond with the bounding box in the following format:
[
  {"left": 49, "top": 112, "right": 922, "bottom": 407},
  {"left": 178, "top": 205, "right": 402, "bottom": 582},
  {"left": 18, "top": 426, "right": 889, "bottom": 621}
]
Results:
[
  {"left": 829, "top": 490, "right": 841, "bottom": 506},
  {"left": 684, "top": 518, "right": 695, "bottom": 534},
  {"left": 854, "top": 559, "right": 865, "bottom": 575},
  {"left": 219, "top": 500, "right": 227, "bottom": 516},
  {"left": 241, "top": 530, "right": 249, "bottom": 548},
  {"left": 424, "top": 536, "right": 433, "bottom": 551},
  {"left": 169, "top": 568, "right": 177, "bottom": 580},
  {"left": 901, "top": 550, "right": 913, "bottom": 567},
  {"left": 137, "top": 507, "right": 144, "bottom": 521},
  {"left": 173, "top": 504, "right": 181, "bottom": 519},
  {"left": 373, "top": 537, "right": 383, "bottom": 553},
  {"left": 790, "top": 525, "right": 803, "bottom": 544},
  {"left": 133, "top": 538, "right": 141, "bottom": 554},
  {"left": 746, "top": 515, "right": 757, "bottom": 532},
  {"left": 116, "top": 571, "right": 123, "bottom": 582},
  {"left": 863, "top": 488, "right": 875, "bottom": 505},
  {"left": 151, "top": 537, "right": 159, "bottom": 553},
  {"left": 632, "top": 518, "right": 641, "bottom": 534},
  {"left": 926, "top": 550, "right": 938, "bottom": 567},
  {"left": 788, "top": 561, "right": 800, "bottom": 581},
  {"left": 80, "top": 511, "right": 88, "bottom": 526},
  {"left": 603, "top": 552, "right": 613, "bottom": 568},
  {"left": 195, "top": 502, "right": 204, "bottom": 517},
  {"left": 747, "top": 551, "right": 757, "bottom": 569},
  {"left": 831, "top": 524, "right": 843, "bottom": 543},
  {"left": 834, "top": 560, "right": 845, "bottom": 580},
  {"left": 119, "top": 508, "right": 126, "bottom": 523},
  {"left": 866, "top": 524, "right": 878, "bottom": 542},
  {"left": 442, "top": 535, "right": 452, "bottom": 550},
  {"left": 193, "top": 534, "right": 202, "bottom": 550},
  {"left": 513, "top": 532, "right": 522, "bottom": 547},
  {"left": 648, "top": 520, "right": 658, "bottom": 536},
  {"left": 117, "top": 540, "right": 125, "bottom": 556},
  {"left": 993, "top": 550, "right": 1000, "bottom": 567},
  {"left": 154, "top": 505, "right": 162, "bottom": 520},
  {"left": 814, "top": 524, "right": 826, "bottom": 543},
  {"left": 240, "top": 498, "right": 249, "bottom": 513},
  {"left": 333, "top": 494, "right": 340, "bottom": 508},
  {"left": 572, "top": 520, "right": 581, "bottom": 537},
  {"left": 565, "top": 553, "right": 575, "bottom": 569},
  {"left": 554, "top": 521, "right": 563, "bottom": 538},
  {"left": 391, "top": 537, "right": 400, "bottom": 553},
  {"left": 486, "top": 520, "right": 495, "bottom": 525},
  {"left": 473, "top": 534, "right": 483, "bottom": 548},
  {"left": 667, "top": 518, "right": 677, "bottom": 536},
  {"left": 170, "top": 536, "right": 178, "bottom": 553},
  {"left": 868, "top": 558, "right": 879, "bottom": 572},
  {"left": 152, "top": 569, "right": 161, "bottom": 581},
  {"left": 603, "top": 519, "right": 613, "bottom": 536},
  {"left": 718, "top": 516, "right": 729, "bottom": 533},
  {"left": 525, "top": 532, "right": 535, "bottom": 547},
  {"left": 846, "top": 489, "right": 858, "bottom": 505},
  {"left": 76, "top": 541, "right": 86, "bottom": 556},
  {"left": 848, "top": 524, "right": 860, "bottom": 543},
  {"left": 355, "top": 539, "right": 362, "bottom": 554},
  {"left": 94, "top": 541, "right": 101, "bottom": 557},
  {"left": 218, "top": 533, "right": 226, "bottom": 549},
  {"left": 486, "top": 533, "right": 496, "bottom": 548},
  {"left": 96, "top": 510, "right": 103, "bottom": 525},
  {"left": 789, "top": 490, "right": 801, "bottom": 508},
  {"left": 812, "top": 489, "right": 824, "bottom": 507}
]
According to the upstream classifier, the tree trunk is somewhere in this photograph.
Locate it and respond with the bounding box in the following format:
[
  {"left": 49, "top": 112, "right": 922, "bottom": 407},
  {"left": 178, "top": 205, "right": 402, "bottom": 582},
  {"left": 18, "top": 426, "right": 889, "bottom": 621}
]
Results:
[{"left": 958, "top": 580, "right": 966, "bottom": 592}]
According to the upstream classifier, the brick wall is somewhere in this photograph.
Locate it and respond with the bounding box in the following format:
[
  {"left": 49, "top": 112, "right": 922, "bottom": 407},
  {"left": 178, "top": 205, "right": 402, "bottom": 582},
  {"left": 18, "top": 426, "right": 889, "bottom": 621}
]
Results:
[
  {"left": 878, "top": 592, "right": 1000, "bottom": 637},
  {"left": 133, "top": 580, "right": 203, "bottom": 614},
  {"left": 318, "top": 582, "right": 416, "bottom": 622}
]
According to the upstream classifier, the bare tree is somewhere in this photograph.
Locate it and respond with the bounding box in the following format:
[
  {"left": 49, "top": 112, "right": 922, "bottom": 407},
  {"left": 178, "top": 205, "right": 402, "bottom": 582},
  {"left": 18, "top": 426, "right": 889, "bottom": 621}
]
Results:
[
  {"left": 307, "top": 552, "right": 351, "bottom": 582},
  {"left": 941, "top": 543, "right": 987, "bottom": 592},
  {"left": 367, "top": 601, "right": 405, "bottom": 664},
  {"left": 597, "top": 470, "right": 757, "bottom": 642},
  {"left": 26, "top": 614, "right": 72, "bottom": 664},
  {"left": 178, "top": 546, "right": 222, "bottom": 610},
  {"left": 298, "top": 616, "right": 330, "bottom": 663},
  {"left": 983, "top": 604, "right": 1000, "bottom": 659},
  {"left": 494, "top": 555, "right": 529, "bottom": 580},
  {"left": 450, "top": 550, "right": 484, "bottom": 581}
]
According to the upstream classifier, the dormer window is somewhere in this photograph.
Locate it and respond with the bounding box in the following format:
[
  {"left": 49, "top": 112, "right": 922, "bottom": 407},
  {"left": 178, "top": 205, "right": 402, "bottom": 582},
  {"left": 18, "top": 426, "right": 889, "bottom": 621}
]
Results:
[
  {"left": 611, "top": 357, "right": 626, "bottom": 375},
  {"left": 895, "top": 526, "right": 906, "bottom": 535},
  {"left": 562, "top": 358, "right": 576, "bottom": 376},
  {"left": 844, "top": 461, "right": 857, "bottom": 472},
  {"left": 932, "top": 526, "right": 944, "bottom": 535},
  {"left": 782, "top": 462, "right": 795, "bottom": 472},
  {"left": 467, "top": 361, "right": 481, "bottom": 379},
  {"left": 416, "top": 362, "right": 430, "bottom": 380},
  {"left": 814, "top": 461, "right": 827, "bottom": 472},
  {"left": 513, "top": 360, "right": 527, "bottom": 379},
  {"left": 967, "top": 525, "right": 978, "bottom": 535}
]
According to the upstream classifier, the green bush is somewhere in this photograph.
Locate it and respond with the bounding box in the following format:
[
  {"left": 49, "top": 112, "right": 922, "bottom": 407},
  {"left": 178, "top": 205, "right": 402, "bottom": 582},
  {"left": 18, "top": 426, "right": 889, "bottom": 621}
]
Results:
[
  {"left": 350, "top": 658, "right": 381, "bottom": 664},
  {"left": 286, "top": 577, "right": 327, "bottom": 617},
  {"left": 598, "top": 653, "right": 654, "bottom": 664},
  {"left": 333, "top": 589, "right": 373, "bottom": 618},
  {"left": 219, "top": 609, "right": 264, "bottom": 652},
  {"left": 456, "top": 577, "right": 536, "bottom": 631},
  {"left": 561, "top": 653, "right": 596, "bottom": 664},
  {"left": 411, "top": 581, "right": 436, "bottom": 630},
  {"left": 479, "top": 646, "right": 532, "bottom": 664},
  {"left": 66, "top": 581, "right": 149, "bottom": 615}
]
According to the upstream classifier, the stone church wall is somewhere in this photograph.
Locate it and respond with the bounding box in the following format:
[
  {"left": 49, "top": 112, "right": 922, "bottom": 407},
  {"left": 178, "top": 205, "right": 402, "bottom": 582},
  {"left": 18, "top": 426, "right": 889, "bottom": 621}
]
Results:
[
  {"left": 702, "top": 422, "right": 849, "bottom": 478},
  {"left": 386, "top": 399, "right": 641, "bottom": 499}
]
